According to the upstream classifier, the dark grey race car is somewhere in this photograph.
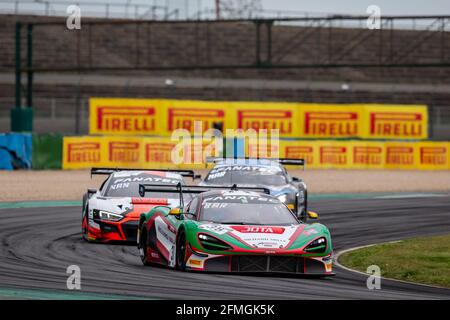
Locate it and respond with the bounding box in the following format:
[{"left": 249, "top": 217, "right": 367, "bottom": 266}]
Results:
[{"left": 199, "top": 158, "right": 310, "bottom": 221}]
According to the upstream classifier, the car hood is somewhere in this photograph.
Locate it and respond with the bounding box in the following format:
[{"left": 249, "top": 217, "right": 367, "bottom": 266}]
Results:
[{"left": 195, "top": 222, "right": 330, "bottom": 251}]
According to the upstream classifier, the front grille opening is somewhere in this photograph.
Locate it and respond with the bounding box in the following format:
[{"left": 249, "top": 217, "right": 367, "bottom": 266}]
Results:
[
  {"left": 121, "top": 221, "right": 139, "bottom": 241},
  {"left": 270, "top": 256, "right": 297, "bottom": 273},
  {"left": 238, "top": 255, "right": 267, "bottom": 272},
  {"left": 231, "top": 256, "right": 305, "bottom": 273},
  {"left": 100, "top": 223, "right": 118, "bottom": 233}
]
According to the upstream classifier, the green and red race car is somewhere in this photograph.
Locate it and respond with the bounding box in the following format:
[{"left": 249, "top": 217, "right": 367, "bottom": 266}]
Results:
[{"left": 137, "top": 184, "right": 333, "bottom": 275}]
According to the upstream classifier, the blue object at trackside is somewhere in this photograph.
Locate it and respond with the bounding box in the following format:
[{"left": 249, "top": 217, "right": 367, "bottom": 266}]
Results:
[{"left": 0, "top": 133, "right": 32, "bottom": 170}]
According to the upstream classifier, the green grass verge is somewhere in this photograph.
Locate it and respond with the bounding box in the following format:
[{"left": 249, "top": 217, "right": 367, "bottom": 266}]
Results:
[{"left": 339, "top": 234, "right": 450, "bottom": 288}]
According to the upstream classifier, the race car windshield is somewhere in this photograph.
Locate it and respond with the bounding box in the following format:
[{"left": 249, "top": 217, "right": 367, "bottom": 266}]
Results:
[
  {"left": 200, "top": 195, "right": 298, "bottom": 225},
  {"left": 205, "top": 166, "right": 287, "bottom": 186},
  {"left": 105, "top": 173, "right": 182, "bottom": 198}
]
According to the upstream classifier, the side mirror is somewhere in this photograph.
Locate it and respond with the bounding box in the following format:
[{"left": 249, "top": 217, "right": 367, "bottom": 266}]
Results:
[
  {"left": 87, "top": 188, "right": 97, "bottom": 197},
  {"left": 169, "top": 207, "right": 182, "bottom": 216},
  {"left": 292, "top": 177, "right": 301, "bottom": 182},
  {"left": 307, "top": 211, "right": 319, "bottom": 219}
]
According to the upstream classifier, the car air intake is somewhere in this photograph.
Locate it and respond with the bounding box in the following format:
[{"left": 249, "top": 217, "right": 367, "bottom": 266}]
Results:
[
  {"left": 198, "top": 234, "right": 232, "bottom": 251},
  {"left": 231, "top": 256, "right": 306, "bottom": 273},
  {"left": 304, "top": 237, "right": 327, "bottom": 253},
  {"left": 121, "top": 221, "right": 139, "bottom": 241}
]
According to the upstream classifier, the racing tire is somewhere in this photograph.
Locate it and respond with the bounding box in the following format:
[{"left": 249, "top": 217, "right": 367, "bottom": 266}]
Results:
[
  {"left": 176, "top": 230, "right": 187, "bottom": 271},
  {"left": 138, "top": 225, "right": 151, "bottom": 266},
  {"left": 303, "top": 189, "right": 308, "bottom": 222},
  {"left": 297, "top": 190, "right": 308, "bottom": 223},
  {"left": 82, "top": 206, "right": 89, "bottom": 241}
]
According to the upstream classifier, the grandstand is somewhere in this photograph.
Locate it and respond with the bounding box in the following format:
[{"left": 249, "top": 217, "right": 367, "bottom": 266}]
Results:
[{"left": 0, "top": 12, "right": 449, "bottom": 138}]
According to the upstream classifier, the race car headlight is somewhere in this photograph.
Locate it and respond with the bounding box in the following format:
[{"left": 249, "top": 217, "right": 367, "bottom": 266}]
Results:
[
  {"left": 305, "top": 237, "right": 327, "bottom": 253},
  {"left": 277, "top": 194, "right": 287, "bottom": 203},
  {"left": 198, "top": 233, "right": 232, "bottom": 251},
  {"left": 93, "top": 210, "right": 124, "bottom": 222}
]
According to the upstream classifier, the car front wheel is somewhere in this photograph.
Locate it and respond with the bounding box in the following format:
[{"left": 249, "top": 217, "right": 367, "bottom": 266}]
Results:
[
  {"left": 82, "top": 206, "right": 89, "bottom": 241},
  {"left": 138, "top": 225, "right": 151, "bottom": 266},
  {"left": 176, "top": 230, "right": 187, "bottom": 271}
]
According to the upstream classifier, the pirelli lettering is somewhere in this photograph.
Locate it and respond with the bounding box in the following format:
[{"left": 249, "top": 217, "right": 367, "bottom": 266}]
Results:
[
  {"left": 285, "top": 146, "right": 314, "bottom": 165},
  {"left": 304, "top": 112, "right": 359, "bottom": 137},
  {"left": 145, "top": 143, "right": 174, "bottom": 163},
  {"left": 320, "top": 146, "right": 347, "bottom": 165},
  {"left": 386, "top": 146, "right": 414, "bottom": 165},
  {"left": 353, "top": 146, "right": 383, "bottom": 165},
  {"left": 108, "top": 141, "right": 140, "bottom": 162},
  {"left": 370, "top": 112, "right": 423, "bottom": 138},
  {"left": 67, "top": 142, "right": 101, "bottom": 163},
  {"left": 237, "top": 110, "right": 293, "bottom": 134},
  {"left": 167, "top": 108, "right": 225, "bottom": 131},
  {"left": 248, "top": 143, "right": 279, "bottom": 158},
  {"left": 96, "top": 106, "right": 156, "bottom": 133},
  {"left": 420, "top": 147, "right": 447, "bottom": 165}
]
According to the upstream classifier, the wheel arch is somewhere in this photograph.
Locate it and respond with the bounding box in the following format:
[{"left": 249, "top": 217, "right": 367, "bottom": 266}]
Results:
[
  {"left": 176, "top": 224, "right": 186, "bottom": 243},
  {"left": 138, "top": 205, "right": 169, "bottom": 229},
  {"left": 82, "top": 193, "right": 88, "bottom": 216}
]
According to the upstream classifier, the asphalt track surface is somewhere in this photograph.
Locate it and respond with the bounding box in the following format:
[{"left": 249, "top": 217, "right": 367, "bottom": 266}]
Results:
[{"left": 0, "top": 196, "right": 449, "bottom": 299}]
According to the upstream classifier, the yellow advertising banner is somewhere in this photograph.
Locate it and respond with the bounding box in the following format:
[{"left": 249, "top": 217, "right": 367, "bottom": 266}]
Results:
[
  {"left": 89, "top": 98, "right": 428, "bottom": 139},
  {"left": 415, "top": 141, "right": 449, "bottom": 170},
  {"left": 63, "top": 136, "right": 449, "bottom": 170},
  {"left": 280, "top": 140, "right": 317, "bottom": 167},
  {"left": 161, "top": 99, "right": 231, "bottom": 134},
  {"left": 347, "top": 141, "right": 386, "bottom": 170},
  {"left": 384, "top": 141, "right": 418, "bottom": 170},
  {"left": 278, "top": 140, "right": 386, "bottom": 169},
  {"left": 63, "top": 136, "right": 105, "bottom": 169},
  {"left": 230, "top": 101, "right": 301, "bottom": 138},
  {"left": 89, "top": 98, "right": 164, "bottom": 135},
  {"left": 297, "top": 104, "right": 365, "bottom": 138},
  {"left": 63, "top": 136, "right": 221, "bottom": 170},
  {"left": 362, "top": 104, "right": 428, "bottom": 139}
]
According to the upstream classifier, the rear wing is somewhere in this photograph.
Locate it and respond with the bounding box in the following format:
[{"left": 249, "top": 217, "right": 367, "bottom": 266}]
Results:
[
  {"left": 138, "top": 183, "right": 270, "bottom": 197},
  {"left": 90, "top": 167, "right": 201, "bottom": 179},
  {"left": 138, "top": 183, "right": 270, "bottom": 208},
  {"left": 206, "top": 157, "right": 305, "bottom": 166}
]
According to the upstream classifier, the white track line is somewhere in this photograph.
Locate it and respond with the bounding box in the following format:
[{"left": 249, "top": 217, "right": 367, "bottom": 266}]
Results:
[{"left": 374, "top": 193, "right": 448, "bottom": 199}]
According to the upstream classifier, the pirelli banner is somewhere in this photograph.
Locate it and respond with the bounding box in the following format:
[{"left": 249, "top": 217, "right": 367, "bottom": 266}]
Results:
[
  {"left": 63, "top": 136, "right": 220, "bottom": 170},
  {"left": 63, "top": 136, "right": 449, "bottom": 170},
  {"left": 89, "top": 98, "right": 428, "bottom": 140},
  {"left": 278, "top": 140, "right": 449, "bottom": 170}
]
